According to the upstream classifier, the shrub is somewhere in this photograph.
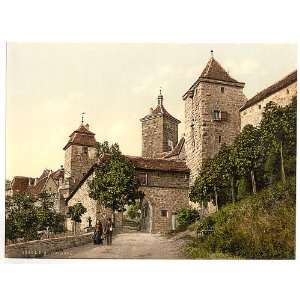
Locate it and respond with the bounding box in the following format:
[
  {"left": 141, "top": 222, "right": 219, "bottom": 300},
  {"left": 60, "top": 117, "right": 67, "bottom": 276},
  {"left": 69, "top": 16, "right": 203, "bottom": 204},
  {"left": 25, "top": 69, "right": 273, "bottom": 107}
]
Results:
[{"left": 177, "top": 208, "right": 200, "bottom": 228}]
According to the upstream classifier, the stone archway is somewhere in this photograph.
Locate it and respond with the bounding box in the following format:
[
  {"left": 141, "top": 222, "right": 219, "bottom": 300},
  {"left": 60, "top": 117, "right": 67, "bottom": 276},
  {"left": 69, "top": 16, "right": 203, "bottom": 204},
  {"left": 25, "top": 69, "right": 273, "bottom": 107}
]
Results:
[{"left": 141, "top": 200, "right": 153, "bottom": 233}]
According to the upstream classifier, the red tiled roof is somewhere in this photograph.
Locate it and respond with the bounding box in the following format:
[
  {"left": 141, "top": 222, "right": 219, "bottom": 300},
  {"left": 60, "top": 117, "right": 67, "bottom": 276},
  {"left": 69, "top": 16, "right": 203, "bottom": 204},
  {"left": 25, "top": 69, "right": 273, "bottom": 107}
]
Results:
[
  {"left": 164, "top": 137, "right": 185, "bottom": 159},
  {"left": 183, "top": 57, "right": 245, "bottom": 100},
  {"left": 125, "top": 155, "right": 189, "bottom": 173},
  {"left": 28, "top": 176, "right": 48, "bottom": 196},
  {"left": 11, "top": 176, "right": 31, "bottom": 193},
  {"left": 63, "top": 124, "right": 97, "bottom": 150},
  {"left": 50, "top": 168, "right": 64, "bottom": 181},
  {"left": 240, "top": 70, "right": 297, "bottom": 111}
]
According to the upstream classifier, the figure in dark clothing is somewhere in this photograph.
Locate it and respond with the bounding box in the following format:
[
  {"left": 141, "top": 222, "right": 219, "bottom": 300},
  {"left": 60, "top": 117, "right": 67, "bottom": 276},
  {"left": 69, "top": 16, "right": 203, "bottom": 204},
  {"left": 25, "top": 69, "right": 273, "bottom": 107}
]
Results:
[
  {"left": 93, "top": 219, "right": 103, "bottom": 245},
  {"left": 104, "top": 218, "right": 113, "bottom": 245}
]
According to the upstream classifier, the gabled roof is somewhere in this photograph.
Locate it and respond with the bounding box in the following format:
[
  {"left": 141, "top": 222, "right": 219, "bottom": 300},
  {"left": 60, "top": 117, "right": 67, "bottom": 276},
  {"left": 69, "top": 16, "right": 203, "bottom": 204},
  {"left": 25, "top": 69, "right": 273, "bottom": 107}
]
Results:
[
  {"left": 183, "top": 56, "right": 245, "bottom": 100},
  {"left": 164, "top": 137, "right": 185, "bottom": 159},
  {"left": 63, "top": 124, "right": 97, "bottom": 150},
  {"left": 28, "top": 176, "right": 48, "bottom": 196},
  {"left": 51, "top": 168, "right": 64, "bottom": 181},
  {"left": 240, "top": 70, "right": 297, "bottom": 111}
]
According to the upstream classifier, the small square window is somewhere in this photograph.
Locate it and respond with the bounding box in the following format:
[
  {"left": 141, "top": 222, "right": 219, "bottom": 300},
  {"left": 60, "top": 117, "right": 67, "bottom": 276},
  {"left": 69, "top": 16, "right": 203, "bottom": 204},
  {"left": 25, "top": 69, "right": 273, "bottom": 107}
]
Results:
[
  {"left": 221, "top": 87, "right": 225, "bottom": 93},
  {"left": 161, "top": 210, "right": 168, "bottom": 217},
  {"left": 213, "top": 110, "right": 221, "bottom": 120}
]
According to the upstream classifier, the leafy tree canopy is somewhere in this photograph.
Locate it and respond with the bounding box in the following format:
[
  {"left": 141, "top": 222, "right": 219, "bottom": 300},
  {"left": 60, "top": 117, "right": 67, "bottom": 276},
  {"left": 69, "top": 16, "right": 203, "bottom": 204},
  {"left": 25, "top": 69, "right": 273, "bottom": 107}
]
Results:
[{"left": 88, "top": 142, "right": 144, "bottom": 213}]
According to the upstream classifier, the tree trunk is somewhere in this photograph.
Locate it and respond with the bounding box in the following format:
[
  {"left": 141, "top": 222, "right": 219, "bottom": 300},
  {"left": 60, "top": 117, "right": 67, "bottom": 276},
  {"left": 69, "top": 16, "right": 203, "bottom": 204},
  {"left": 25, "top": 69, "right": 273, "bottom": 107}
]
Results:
[
  {"left": 280, "top": 141, "right": 286, "bottom": 184},
  {"left": 250, "top": 169, "right": 257, "bottom": 194},
  {"left": 231, "top": 175, "right": 236, "bottom": 203},
  {"left": 214, "top": 186, "right": 218, "bottom": 212}
]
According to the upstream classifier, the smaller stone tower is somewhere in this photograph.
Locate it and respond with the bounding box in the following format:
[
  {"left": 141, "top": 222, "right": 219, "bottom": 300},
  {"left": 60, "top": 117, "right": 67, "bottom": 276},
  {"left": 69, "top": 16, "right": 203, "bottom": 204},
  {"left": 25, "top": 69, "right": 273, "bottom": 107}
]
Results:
[
  {"left": 63, "top": 123, "right": 97, "bottom": 190},
  {"left": 140, "top": 90, "right": 181, "bottom": 158}
]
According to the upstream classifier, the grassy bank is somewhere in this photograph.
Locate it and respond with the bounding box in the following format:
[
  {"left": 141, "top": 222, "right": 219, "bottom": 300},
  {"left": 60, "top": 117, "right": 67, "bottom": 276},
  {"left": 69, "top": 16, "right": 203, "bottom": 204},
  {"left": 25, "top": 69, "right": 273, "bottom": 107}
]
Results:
[{"left": 184, "top": 178, "right": 296, "bottom": 259}]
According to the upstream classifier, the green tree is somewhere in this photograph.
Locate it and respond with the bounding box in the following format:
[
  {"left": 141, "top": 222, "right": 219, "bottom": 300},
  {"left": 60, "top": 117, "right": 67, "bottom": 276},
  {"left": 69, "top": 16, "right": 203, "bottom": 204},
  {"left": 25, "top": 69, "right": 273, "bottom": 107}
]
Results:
[
  {"left": 88, "top": 142, "right": 143, "bottom": 226},
  {"left": 68, "top": 202, "right": 87, "bottom": 234},
  {"left": 233, "top": 125, "right": 263, "bottom": 194},
  {"left": 5, "top": 193, "right": 39, "bottom": 242},
  {"left": 260, "top": 99, "right": 296, "bottom": 184},
  {"left": 36, "top": 192, "right": 65, "bottom": 235}
]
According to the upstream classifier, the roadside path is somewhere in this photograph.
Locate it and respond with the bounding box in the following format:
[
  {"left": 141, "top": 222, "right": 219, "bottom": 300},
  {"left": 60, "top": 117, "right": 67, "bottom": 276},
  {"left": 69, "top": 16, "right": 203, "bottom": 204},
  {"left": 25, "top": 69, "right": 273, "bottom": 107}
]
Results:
[{"left": 45, "top": 232, "right": 187, "bottom": 259}]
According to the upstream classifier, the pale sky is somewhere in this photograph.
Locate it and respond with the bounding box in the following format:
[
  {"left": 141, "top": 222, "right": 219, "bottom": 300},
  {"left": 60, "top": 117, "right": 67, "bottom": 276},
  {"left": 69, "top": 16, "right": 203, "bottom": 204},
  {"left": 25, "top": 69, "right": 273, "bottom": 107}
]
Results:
[{"left": 6, "top": 43, "right": 297, "bottom": 179}]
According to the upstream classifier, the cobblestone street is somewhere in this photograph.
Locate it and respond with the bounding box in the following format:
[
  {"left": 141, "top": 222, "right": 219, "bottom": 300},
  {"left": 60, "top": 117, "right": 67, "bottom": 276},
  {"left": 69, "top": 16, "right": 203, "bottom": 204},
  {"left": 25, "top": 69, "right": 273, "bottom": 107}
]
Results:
[{"left": 45, "top": 232, "right": 186, "bottom": 259}]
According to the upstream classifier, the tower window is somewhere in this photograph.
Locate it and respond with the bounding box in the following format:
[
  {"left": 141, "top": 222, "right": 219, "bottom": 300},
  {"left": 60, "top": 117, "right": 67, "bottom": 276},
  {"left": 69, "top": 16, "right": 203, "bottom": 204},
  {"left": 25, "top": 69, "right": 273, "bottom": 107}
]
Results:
[
  {"left": 258, "top": 105, "right": 261, "bottom": 110},
  {"left": 219, "top": 135, "right": 222, "bottom": 144},
  {"left": 83, "top": 146, "right": 88, "bottom": 154},
  {"left": 168, "top": 140, "right": 174, "bottom": 150},
  {"left": 213, "top": 110, "right": 222, "bottom": 121},
  {"left": 161, "top": 210, "right": 168, "bottom": 217},
  {"left": 221, "top": 87, "right": 225, "bottom": 93},
  {"left": 287, "top": 89, "right": 290, "bottom": 94}
]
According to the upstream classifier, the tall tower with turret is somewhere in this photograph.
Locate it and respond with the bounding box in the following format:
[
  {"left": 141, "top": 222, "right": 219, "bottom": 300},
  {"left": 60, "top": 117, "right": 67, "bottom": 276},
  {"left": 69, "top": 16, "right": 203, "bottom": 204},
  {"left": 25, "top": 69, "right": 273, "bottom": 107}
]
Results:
[
  {"left": 63, "top": 123, "right": 97, "bottom": 190},
  {"left": 140, "top": 90, "right": 181, "bottom": 158},
  {"left": 183, "top": 51, "right": 247, "bottom": 182}
]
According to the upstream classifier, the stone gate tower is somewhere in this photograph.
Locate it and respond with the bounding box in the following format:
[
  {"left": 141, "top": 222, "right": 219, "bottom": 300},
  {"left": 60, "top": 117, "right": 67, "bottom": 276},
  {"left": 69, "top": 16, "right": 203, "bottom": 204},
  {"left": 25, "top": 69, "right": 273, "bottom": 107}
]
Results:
[
  {"left": 140, "top": 91, "right": 181, "bottom": 158},
  {"left": 183, "top": 52, "right": 247, "bottom": 182},
  {"left": 63, "top": 123, "right": 97, "bottom": 190}
]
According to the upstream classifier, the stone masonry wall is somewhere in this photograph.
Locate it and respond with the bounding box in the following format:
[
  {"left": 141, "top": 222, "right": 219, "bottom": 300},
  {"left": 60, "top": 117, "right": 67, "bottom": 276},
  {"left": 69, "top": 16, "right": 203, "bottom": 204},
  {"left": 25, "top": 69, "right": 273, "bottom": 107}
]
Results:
[
  {"left": 241, "top": 81, "right": 297, "bottom": 129},
  {"left": 142, "top": 116, "right": 164, "bottom": 157},
  {"left": 185, "top": 82, "right": 247, "bottom": 183},
  {"left": 163, "top": 118, "right": 178, "bottom": 152},
  {"left": 141, "top": 116, "right": 179, "bottom": 158},
  {"left": 138, "top": 169, "right": 190, "bottom": 233},
  {"left": 5, "top": 233, "right": 93, "bottom": 258},
  {"left": 140, "top": 186, "right": 189, "bottom": 233},
  {"left": 66, "top": 174, "right": 111, "bottom": 232},
  {"left": 64, "top": 145, "right": 97, "bottom": 187}
]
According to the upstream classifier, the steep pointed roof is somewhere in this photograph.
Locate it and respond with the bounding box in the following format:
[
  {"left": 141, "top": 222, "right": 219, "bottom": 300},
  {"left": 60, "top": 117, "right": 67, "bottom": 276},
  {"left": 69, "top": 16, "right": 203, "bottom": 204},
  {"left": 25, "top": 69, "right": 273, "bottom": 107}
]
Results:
[
  {"left": 200, "top": 57, "right": 239, "bottom": 83},
  {"left": 63, "top": 123, "right": 97, "bottom": 150},
  {"left": 183, "top": 55, "right": 245, "bottom": 100},
  {"left": 140, "top": 92, "right": 181, "bottom": 124}
]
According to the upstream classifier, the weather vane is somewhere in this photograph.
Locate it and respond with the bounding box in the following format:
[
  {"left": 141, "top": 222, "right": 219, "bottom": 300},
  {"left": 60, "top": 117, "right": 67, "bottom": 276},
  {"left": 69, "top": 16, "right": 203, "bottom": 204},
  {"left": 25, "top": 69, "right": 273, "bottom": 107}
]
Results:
[{"left": 81, "top": 112, "right": 85, "bottom": 124}]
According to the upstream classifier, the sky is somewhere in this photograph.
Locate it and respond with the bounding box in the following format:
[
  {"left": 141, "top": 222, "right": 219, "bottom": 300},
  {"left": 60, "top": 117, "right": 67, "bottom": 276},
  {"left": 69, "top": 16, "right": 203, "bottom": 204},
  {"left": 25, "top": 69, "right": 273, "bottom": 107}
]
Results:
[{"left": 6, "top": 43, "right": 297, "bottom": 179}]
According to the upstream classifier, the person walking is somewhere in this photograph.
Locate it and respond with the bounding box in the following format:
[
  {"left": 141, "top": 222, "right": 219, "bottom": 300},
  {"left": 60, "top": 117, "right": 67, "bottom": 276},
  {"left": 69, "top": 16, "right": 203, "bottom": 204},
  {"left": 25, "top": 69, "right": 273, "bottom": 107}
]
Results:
[
  {"left": 104, "top": 218, "right": 113, "bottom": 245},
  {"left": 93, "top": 219, "right": 103, "bottom": 245}
]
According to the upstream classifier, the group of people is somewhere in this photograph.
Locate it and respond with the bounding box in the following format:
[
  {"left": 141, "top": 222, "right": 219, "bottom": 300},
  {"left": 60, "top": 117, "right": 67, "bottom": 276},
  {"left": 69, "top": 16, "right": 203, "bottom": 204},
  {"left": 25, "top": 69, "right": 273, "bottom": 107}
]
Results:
[{"left": 93, "top": 218, "right": 113, "bottom": 245}]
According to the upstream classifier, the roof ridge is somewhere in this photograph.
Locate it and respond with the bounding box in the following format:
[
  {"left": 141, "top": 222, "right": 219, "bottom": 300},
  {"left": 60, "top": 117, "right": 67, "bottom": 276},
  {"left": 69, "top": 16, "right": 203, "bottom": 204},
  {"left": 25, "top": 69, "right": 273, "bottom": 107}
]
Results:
[{"left": 240, "top": 70, "right": 297, "bottom": 111}]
